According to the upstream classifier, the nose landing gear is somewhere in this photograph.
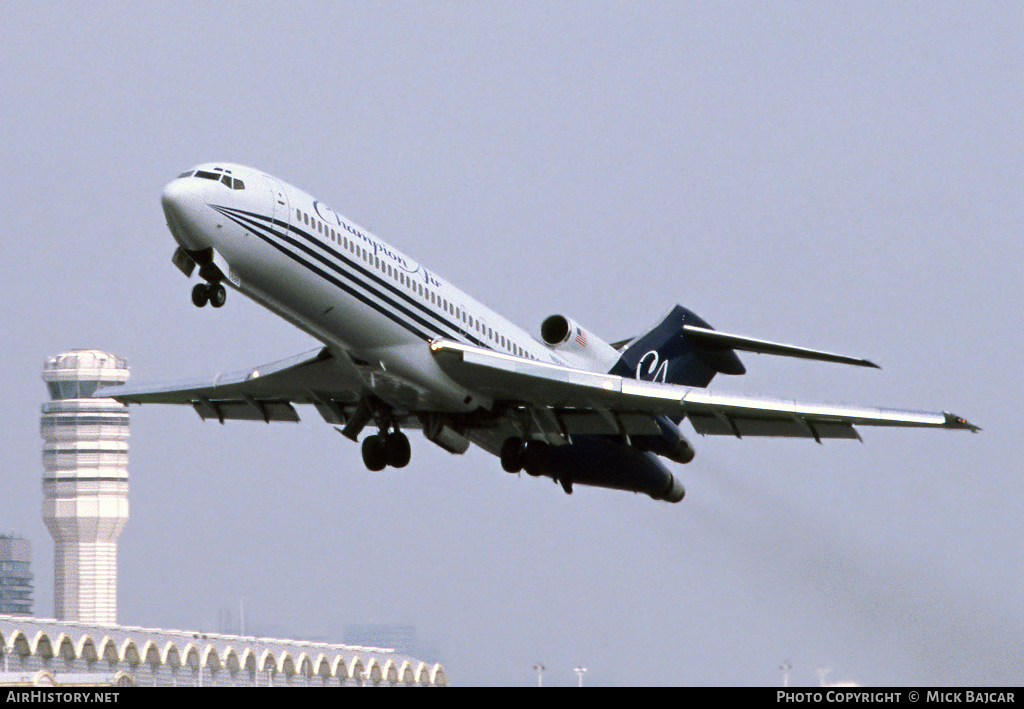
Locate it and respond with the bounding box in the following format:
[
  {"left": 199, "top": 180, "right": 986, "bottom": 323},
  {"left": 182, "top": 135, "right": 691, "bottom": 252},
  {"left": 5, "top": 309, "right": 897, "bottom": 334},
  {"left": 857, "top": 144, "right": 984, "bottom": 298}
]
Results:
[{"left": 191, "top": 281, "right": 227, "bottom": 308}]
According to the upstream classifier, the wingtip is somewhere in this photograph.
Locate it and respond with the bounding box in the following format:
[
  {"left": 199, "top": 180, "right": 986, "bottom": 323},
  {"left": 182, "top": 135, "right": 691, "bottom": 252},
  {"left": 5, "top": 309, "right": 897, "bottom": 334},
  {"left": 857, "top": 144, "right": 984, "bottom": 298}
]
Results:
[{"left": 944, "top": 411, "right": 981, "bottom": 433}]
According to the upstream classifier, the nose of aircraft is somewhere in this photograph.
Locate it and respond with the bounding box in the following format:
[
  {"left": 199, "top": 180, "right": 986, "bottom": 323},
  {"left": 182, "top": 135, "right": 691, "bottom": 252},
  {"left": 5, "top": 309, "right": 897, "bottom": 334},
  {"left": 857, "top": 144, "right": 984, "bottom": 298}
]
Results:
[{"left": 161, "top": 177, "right": 209, "bottom": 250}]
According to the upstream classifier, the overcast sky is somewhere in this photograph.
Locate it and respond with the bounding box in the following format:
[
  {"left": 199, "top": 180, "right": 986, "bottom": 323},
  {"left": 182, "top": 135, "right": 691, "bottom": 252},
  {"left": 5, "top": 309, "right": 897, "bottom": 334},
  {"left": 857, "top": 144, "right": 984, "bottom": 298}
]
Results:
[{"left": 2, "top": 2, "right": 1021, "bottom": 686}]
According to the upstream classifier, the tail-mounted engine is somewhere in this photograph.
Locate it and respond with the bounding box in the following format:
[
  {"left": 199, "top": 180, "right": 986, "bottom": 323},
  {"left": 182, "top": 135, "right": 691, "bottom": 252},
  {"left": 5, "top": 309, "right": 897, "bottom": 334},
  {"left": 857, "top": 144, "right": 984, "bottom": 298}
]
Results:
[{"left": 540, "top": 315, "right": 620, "bottom": 372}]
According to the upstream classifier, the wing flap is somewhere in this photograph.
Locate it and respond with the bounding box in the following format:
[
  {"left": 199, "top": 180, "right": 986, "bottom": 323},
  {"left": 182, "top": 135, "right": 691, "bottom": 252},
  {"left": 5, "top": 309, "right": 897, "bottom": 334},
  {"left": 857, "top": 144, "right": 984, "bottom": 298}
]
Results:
[
  {"left": 557, "top": 411, "right": 663, "bottom": 436},
  {"left": 686, "top": 413, "right": 859, "bottom": 439},
  {"left": 193, "top": 398, "right": 300, "bottom": 423}
]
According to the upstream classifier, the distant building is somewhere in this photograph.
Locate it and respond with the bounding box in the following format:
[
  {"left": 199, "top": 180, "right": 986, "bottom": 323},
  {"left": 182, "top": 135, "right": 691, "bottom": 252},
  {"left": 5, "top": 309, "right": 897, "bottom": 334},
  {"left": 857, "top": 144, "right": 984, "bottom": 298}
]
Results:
[
  {"left": 41, "top": 350, "right": 130, "bottom": 624},
  {"left": 0, "top": 537, "right": 32, "bottom": 616},
  {"left": 344, "top": 624, "right": 416, "bottom": 656}
]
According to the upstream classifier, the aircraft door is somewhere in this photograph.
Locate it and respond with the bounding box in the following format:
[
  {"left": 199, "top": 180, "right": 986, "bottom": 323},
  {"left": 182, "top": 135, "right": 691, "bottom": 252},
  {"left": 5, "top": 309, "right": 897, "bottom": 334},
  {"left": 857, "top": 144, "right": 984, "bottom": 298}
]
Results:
[{"left": 264, "top": 174, "right": 290, "bottom": 237}]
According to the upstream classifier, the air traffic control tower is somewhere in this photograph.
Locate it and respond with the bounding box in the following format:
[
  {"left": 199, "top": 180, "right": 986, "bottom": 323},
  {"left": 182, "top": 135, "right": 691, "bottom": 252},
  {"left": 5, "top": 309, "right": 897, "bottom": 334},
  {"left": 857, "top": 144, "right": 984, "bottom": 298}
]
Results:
[{"left": 41, "top": 350, "right": 130, "bottom": 624}]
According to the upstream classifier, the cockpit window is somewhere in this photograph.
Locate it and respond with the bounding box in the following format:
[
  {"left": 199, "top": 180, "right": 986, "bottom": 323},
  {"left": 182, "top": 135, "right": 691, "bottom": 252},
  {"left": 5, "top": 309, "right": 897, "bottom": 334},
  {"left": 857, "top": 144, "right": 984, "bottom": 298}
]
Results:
[{"left": 185, "top": 170, "right": 245, "bottom": 189}]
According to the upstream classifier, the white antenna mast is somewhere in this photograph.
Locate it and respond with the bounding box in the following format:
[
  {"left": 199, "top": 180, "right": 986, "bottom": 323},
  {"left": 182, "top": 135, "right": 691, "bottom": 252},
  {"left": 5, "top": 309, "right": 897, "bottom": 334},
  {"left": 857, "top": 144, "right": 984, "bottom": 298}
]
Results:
[
  {"left": 574, "top": 666, "right": 587, "bottom": 687},
  {"left": 817, "top": 667, "right": 832, "bottom": 686},
  {"left": 780, "top": 660, "right": 793, "bottom": 687}
]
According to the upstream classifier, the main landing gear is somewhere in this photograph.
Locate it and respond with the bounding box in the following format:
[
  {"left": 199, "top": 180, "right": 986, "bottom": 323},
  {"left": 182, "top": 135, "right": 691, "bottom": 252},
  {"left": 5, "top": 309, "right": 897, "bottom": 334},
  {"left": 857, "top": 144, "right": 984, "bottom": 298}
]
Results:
[
  {"left": 500, "top": 436, "right": 548, "bottom": 476},
  {"left": 361, "top": 430, "right": 412, "bottom": 471},
  {"left": 501, "top": 435, "right": 571, "bottom": 493},
  {"left": 191, "top": 281, "right": 227, "bottom": 308},
  {"left": 338, "top": 398, "right": 412, "bottom": 472}
]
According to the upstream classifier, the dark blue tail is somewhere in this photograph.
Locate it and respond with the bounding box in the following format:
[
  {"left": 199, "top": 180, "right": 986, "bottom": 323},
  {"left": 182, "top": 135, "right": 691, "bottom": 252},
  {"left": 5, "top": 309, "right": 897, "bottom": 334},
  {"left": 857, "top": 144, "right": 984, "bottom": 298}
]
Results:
[{"left": 608, "top": 305, "right": 745, "bottom": 388}]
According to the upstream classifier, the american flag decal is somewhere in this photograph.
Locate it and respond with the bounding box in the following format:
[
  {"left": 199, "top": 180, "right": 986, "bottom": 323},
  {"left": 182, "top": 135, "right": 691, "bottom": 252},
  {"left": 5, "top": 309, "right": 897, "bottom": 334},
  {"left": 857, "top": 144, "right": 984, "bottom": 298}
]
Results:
[{"left": 575, "top": 328, "right": 588, "bottom": 347}]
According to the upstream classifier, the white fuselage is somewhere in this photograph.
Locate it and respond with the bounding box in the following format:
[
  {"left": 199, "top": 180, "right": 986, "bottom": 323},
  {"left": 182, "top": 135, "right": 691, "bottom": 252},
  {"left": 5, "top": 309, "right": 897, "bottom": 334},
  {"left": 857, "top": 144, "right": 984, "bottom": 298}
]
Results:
[{"left": 161, "top": 162, "right": 571, "bottom": 412}]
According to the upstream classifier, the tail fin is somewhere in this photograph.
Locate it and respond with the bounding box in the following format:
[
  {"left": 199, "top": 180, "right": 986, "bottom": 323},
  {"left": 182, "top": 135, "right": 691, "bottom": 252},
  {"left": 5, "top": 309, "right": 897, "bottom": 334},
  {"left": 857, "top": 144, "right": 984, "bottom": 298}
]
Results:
[{"left": 608, "top": 305, "right": 745, "bottom": 388}]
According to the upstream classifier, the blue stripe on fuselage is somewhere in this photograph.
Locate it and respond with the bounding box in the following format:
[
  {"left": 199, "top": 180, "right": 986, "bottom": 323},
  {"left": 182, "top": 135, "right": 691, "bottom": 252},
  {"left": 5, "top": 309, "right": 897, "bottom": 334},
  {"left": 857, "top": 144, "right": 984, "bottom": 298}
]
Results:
[{"left": 211, "top": 205, "right": 488, "bottom": 348}]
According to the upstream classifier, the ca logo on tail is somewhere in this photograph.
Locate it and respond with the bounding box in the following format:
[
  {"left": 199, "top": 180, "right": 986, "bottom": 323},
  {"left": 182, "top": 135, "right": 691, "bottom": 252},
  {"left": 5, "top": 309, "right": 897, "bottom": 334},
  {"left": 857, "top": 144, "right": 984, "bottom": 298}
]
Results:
[{"left": 636, "top": 350, "right": 670, "bottom": 383}]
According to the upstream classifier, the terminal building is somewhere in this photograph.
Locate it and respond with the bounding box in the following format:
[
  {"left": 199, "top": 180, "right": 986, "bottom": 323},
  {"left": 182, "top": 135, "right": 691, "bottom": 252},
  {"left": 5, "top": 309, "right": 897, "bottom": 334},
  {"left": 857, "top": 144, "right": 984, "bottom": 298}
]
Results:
[
  {"left": 0, "top": 616, "right": 445, "bottom": 686},
  {"left": 1, "top": 350, "right": 446, "bottom": 687}
]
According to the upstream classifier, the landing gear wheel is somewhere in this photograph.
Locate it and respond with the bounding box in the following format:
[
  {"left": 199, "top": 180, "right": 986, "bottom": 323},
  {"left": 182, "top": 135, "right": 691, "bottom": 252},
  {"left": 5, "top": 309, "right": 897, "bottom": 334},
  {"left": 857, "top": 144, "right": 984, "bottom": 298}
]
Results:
[
  {"left": 523, "top": 440, "right": 549, "bottom": 477},
  {"left": 500, "top": 437, "right": 524, "bottom": 473},
  {"left": 191, "top": 283, "right": 209, "bottom": 307},
  {"left": 209, "top": 282, "right": 227, "bottom": 308},
  {"left": 384, "top": 431, "right": 411, "bottom": 468},
  {"left": 361, "top": 434, "right": 387, "bottom": 472}
]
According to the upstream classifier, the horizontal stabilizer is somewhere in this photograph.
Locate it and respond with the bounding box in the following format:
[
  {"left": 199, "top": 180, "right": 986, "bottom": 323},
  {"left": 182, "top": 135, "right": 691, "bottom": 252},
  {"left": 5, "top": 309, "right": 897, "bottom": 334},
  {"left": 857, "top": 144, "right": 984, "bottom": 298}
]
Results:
[{"left": 683, "top": 325, "right": 881, "bottom": 369}]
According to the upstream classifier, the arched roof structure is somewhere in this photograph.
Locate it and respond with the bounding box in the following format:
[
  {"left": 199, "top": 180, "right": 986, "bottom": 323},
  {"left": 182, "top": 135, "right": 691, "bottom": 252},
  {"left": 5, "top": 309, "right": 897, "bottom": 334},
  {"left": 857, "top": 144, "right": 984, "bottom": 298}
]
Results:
[{"left": 0, "top": 616, "right": 445, "bottom": 687}]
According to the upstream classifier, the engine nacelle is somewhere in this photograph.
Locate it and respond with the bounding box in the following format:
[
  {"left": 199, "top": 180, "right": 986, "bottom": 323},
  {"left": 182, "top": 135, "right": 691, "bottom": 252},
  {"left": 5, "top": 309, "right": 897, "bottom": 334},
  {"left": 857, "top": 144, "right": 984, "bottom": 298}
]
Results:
[{"left": 540, "top": 314, "right": 620, "bottom": 372}]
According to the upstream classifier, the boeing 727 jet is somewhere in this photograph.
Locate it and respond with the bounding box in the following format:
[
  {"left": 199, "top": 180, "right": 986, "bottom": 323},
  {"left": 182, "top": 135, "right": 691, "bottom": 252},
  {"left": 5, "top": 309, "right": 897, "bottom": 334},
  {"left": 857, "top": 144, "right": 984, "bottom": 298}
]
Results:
[{"left": 99, "top": 163, "right": 978, "bottom": 502}]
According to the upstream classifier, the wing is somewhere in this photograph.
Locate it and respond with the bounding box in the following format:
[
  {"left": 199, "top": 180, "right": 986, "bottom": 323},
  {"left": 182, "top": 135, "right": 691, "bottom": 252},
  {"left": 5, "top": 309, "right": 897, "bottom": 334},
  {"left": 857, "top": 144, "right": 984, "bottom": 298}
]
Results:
[
  {"left": 95, "top": 347, "right": 364, "bottom": 424},
  {"left": 428, "top": 340, "right": 980, "bottom": 441}
]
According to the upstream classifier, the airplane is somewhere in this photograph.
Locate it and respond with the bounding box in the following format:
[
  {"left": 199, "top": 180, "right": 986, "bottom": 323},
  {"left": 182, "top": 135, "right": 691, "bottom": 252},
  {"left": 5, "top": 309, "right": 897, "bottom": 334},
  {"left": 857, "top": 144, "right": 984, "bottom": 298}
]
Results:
[{"left": 97, "top": 162, "right": 979, "bottom": 503}]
